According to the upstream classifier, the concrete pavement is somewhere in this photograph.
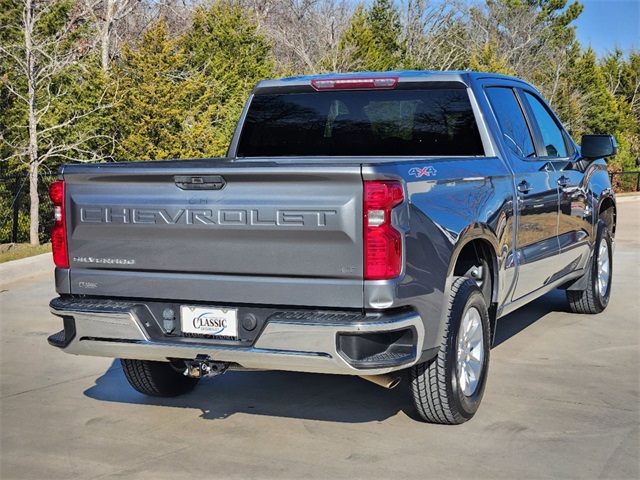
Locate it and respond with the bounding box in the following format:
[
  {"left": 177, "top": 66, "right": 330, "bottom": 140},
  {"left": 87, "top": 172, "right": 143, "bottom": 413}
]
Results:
[{"left": 1, "top": 203, "right": 638, "bottom": 479}]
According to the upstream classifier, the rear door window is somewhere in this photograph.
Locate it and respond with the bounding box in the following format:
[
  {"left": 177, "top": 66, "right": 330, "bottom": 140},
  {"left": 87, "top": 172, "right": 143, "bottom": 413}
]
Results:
[
  {"left": 485, "top": 87, "right": 536, "bottom": 158},
  {"left": 237, "top": 89, "right": 484, "bottom": 157}
]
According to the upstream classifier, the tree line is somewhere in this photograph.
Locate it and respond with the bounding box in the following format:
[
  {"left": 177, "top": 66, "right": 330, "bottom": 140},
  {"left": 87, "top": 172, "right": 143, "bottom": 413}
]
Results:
[{"left": 1, "top": 0, "right": 639, "bottom": 244}]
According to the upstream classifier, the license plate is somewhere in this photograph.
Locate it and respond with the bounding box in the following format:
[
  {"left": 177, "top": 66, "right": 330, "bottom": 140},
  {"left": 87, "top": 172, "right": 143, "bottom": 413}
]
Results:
[{"left": 180, "top": 306, "right": 238, "bottom": 338}]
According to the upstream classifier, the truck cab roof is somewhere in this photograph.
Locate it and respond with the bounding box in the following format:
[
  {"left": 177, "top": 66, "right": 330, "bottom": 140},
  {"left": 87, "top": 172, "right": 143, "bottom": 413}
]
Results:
[{"left": 253, "top": 70, "right": 532, "bottom": 94}]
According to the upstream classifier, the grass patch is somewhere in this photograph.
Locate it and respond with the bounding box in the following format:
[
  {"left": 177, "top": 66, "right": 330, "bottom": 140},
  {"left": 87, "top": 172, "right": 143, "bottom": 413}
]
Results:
[{"left": 0, "top": 243, "right": 51, "bottom": 263}]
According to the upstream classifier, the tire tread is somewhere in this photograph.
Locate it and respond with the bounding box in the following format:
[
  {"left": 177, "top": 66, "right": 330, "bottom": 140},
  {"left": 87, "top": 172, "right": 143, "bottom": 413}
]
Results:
[
  {"left": 121, "top": 359, "right": 199, "bottom": 397},
  {"left": 566, "top": 224, "right": 611, "bottom": 315},
  {"left": 410, "top": 277, "right": 474, "bottom": 425}
]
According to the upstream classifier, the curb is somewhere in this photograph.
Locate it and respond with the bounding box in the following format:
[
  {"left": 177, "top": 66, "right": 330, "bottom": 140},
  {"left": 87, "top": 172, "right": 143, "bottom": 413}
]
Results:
[
  {"left": 0, "top": 253, "right": 54, "bottom": 285},
  {"left": 615, "top": 194, "right": 640, "bottom": 203}
]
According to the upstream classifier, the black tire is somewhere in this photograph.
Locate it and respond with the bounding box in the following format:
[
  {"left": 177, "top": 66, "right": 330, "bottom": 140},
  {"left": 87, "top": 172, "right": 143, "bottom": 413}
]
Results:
[
  {"left": 410, "top": 277, "right": 491, "bottom": 424},
  {"left": 566, "top": 222, "right": 613, "bottom": 314},
  {"left": 120, "top": 359, "right": 199, "bottom": 397}
]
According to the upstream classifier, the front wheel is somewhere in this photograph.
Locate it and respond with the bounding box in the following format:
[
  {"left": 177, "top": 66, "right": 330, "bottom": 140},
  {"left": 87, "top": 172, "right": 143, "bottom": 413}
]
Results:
[
  {"left": 410, "top": 277, "right": 491, "bottom": 424},
  {"left": 566, "top": 222, "right": 613, "bottom": 314},
  {"left": 121, "top": 359, "right": 199, "bottom": 397}
]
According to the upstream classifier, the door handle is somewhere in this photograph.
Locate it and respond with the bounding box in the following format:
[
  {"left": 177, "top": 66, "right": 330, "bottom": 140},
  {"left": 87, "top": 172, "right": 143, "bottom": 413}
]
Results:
[
  {"left": 557, "top": 175, "right": 570, "bottom": 188},
  {"left": 517, "top": 180, "right": 532, "bottom": 194}
]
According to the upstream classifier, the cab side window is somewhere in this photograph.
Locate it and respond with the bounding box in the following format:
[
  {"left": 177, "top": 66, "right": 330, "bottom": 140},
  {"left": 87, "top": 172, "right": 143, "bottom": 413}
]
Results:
[
  {"left": 523, "top": 91, "right": 569, "bottom": 158},
  {"left": 486, "top": 87, "right": 536, "bottom": 158}
]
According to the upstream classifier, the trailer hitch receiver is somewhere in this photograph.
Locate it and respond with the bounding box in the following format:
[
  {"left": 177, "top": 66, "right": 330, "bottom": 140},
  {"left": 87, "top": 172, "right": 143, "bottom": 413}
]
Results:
[{"left": 183, "top": 355, "right": 229, "bottom": 378}]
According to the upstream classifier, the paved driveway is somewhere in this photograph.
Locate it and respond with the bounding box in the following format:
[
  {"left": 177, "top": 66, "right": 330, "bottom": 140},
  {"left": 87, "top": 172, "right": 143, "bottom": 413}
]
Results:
[{"left": 1, "top": 202, "right": 638, "bottom": 479}]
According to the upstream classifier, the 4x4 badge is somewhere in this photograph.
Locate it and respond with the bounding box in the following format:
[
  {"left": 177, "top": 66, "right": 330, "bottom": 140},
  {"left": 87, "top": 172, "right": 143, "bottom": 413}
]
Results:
[{"left": 409, "top": 166, "right": 437, "bottom": 178}]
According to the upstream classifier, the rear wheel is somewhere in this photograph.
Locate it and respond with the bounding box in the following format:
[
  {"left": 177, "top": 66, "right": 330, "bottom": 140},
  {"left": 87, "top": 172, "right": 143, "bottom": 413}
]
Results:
[
  {"left": 566, "top": 222, "right": 613, "bottom": 314},
  {"left": 410, "top": 277, "right": 491, "bottom": 424},
  {"left": 121, "top": 359, "right": 199, "bottom": 397}
]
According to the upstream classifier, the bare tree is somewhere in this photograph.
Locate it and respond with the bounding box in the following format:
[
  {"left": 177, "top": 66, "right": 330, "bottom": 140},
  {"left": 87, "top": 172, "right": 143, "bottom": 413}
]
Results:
[
  {"left": 465, "top": 0, "right": 551, "bottom": 79},
  {"left": 401, "top": 0, "right": 467, "bottom": 70},
  {"left": 80, "top": 0, "right": 199, "bottom": 71},
  {"left": 82, "top": 0, "right": 140, "bottom": 71},
  {"left": 463, "top": 0, "right": 583, "bottom": 98},
  {"left": 1, "top": 0, "right": 118, "bottom": 244},
  {"left": 136, "top": 0, "right": 199, "bottom": 39},
  {"left": 236, "top": 0, "right": 354, "bottom": 73}
]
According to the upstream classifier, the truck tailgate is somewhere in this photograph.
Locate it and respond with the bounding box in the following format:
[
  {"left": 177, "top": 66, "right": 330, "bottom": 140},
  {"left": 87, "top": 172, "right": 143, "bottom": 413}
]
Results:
[{"left": 62, "top": 162, "right": 364, "bottom": 308}]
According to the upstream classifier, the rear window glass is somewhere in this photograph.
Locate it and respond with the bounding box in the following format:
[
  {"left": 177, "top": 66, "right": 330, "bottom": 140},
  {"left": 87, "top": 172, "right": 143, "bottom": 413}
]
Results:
[{"left": 237, "top": 89, "right": 484, "bottom": 157}]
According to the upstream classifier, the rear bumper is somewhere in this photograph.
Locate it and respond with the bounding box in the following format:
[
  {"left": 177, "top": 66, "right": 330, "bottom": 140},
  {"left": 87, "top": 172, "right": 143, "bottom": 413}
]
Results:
[{"left": 49, "top": 297, "right": 425, "bottom": 375}]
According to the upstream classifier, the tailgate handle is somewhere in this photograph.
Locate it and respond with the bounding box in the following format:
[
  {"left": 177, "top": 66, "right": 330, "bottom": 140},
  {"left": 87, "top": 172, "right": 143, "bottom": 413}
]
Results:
[{"left": 174, "top": 175, "right": 226, "bottom": 190}]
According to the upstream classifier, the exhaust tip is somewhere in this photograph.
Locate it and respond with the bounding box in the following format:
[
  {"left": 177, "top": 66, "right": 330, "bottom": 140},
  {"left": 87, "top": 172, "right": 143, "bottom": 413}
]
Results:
[{"left": 359, "top": 374, "right": 402, "bottom": 389}]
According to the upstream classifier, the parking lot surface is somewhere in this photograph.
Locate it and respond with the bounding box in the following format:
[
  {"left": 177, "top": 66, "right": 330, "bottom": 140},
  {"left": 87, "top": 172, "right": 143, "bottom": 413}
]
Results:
[{"left": 1, "top": 202, "right": 638, "bottom": 480}]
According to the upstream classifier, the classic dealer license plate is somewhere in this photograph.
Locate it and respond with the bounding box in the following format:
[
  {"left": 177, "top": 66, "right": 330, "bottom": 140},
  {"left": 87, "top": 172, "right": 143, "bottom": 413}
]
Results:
[{"left": 180, "top": 306, "right": 238, "bottom": 338}]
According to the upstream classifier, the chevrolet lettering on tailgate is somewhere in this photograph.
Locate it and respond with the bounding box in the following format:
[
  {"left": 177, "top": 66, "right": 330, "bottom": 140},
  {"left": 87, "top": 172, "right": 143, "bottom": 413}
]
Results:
[{"left": 79, "top": 207, "right": 338, "bottom": 227}]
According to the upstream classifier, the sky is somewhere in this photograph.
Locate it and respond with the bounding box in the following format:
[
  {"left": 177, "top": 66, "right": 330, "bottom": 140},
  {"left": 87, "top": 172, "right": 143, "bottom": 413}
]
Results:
[{"left": 573, "top": 0, "right": 639, "bottom": 57}]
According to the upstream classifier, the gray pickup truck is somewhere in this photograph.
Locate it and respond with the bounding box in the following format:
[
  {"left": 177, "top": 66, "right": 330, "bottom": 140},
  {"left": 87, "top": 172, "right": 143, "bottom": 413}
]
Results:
[{"left": 48, "top": 71, "right": 617, "bottom": 424}]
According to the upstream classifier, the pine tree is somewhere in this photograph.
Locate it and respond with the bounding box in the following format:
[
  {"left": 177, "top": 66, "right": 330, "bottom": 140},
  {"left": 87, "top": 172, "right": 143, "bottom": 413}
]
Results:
[
  {"left": 180, "top": 1, "right": 274, "bottom": 156},
  {"left": 114, "top": 4, "right": 274, "bottom": 160},
  {"left": 115, "top": 20, "right": 202, "bottom": 161},
  {"left": 573, "top": 49, "right": 621, "bottom": 135},
  {"left": 335, "top": 0, "right": 404, "bottom": 72},
  {"left": 598, "top": 49, "right": 640, "bottom": 177},
  {"left": 469, "top": 43, "right": 515, "bottom": 75}
]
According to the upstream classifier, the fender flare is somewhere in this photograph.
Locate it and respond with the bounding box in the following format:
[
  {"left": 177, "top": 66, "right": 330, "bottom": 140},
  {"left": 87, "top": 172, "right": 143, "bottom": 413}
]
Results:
[
  {"left": 444, "top": 224, "right": 501, "bottom": 343},
  {"left": 447, "top": 224, "right": 500, "bottom": 289},
  {"left": 596, "top": 190, "right": 617, "bottom": 235}
]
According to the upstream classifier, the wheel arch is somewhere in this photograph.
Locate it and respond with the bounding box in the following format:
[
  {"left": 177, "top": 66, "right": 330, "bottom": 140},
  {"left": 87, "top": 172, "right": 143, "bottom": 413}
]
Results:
[
  {"left": 598, "top": 195, "right": 616, "bottom": 237},
  {"left": 448, "top": 228, "right": 500, "bottom": 343}
]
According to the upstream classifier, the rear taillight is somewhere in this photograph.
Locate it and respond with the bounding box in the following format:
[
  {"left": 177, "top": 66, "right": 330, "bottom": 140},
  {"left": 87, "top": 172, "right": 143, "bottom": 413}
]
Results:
[
  {"left": 49, "top": 180, "right": 68, "bottom": 268},
  {"left": 364, "top": 181, "right": 404, "bottom": 280}
]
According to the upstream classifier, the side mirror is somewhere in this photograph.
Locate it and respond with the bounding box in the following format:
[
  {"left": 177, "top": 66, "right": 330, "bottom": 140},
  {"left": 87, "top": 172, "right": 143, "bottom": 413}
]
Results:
[{"left": 581, "top": 134, "right": 617, "bottom": 160}]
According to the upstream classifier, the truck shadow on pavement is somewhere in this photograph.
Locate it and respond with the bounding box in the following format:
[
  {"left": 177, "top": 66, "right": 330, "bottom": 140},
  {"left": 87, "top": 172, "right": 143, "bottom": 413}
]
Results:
[
  {"left": 84, "top": 290, "right": 570, "bottom": 423},
  {"left": 85, "top": 362, "right": 417, "bottom": 422},
  {"left": 493, "top": 289, "right": 571, "bottom": 347}
]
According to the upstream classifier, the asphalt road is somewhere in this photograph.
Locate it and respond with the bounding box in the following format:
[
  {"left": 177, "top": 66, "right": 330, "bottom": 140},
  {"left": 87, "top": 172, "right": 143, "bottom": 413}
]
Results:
[{"left": 1, "top": 202, "right": 638, "bottom": 480}]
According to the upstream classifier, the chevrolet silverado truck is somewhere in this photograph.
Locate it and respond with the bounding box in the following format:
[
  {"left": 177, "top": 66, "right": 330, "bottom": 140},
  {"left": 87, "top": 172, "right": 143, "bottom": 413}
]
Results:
[{"left": 48, "top": 71, "right": 617, "bottom": 424}]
